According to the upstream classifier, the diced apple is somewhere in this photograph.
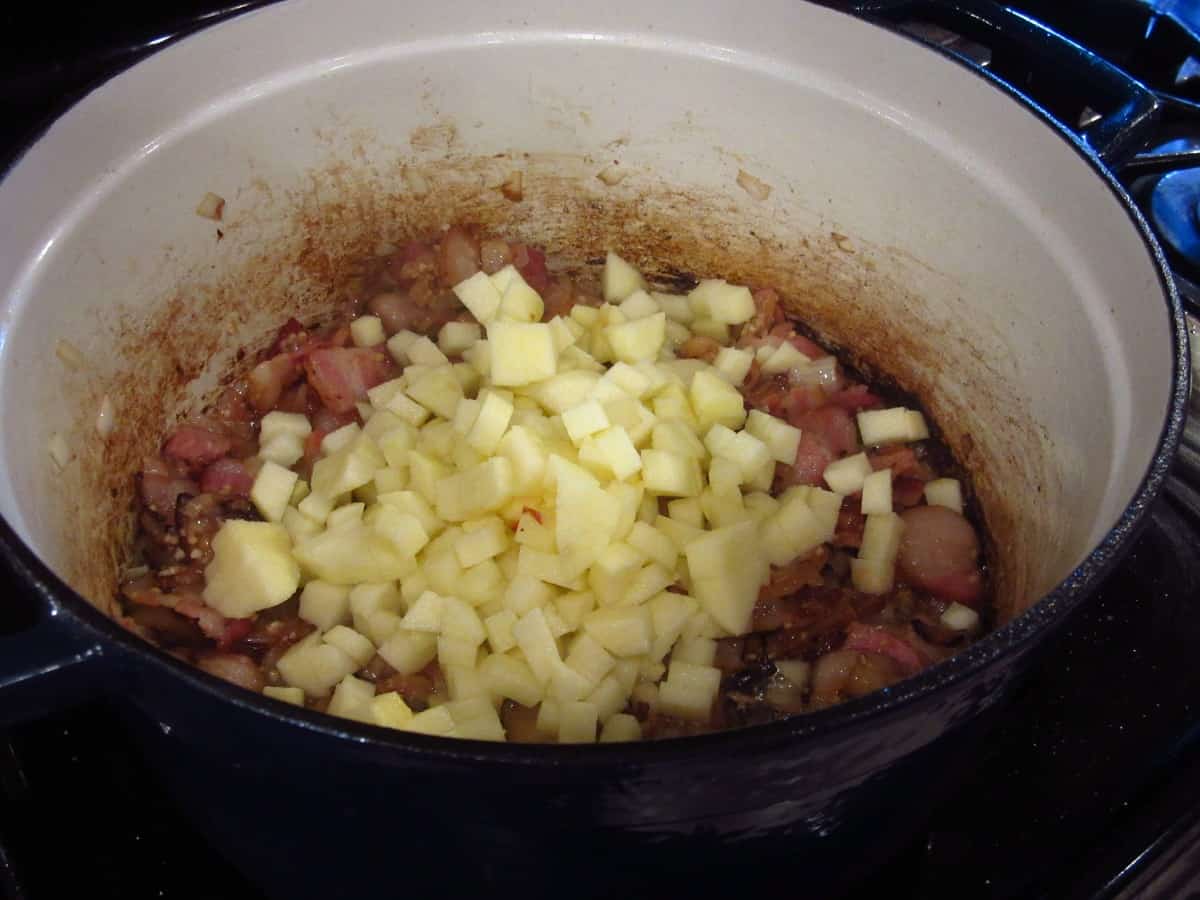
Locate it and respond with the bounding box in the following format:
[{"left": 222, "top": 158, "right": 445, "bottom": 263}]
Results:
[
  {"left": 422, "top": 551, "right": 465, "bottom": 598},
  {"left": 586, "top": 675, "right": 627, "bottom": 721},
  {"left": 588, "top": 542, "right": 645, "bottom": 607},
  {"left": 349, "top": 315, "right": 386, "bottom": 348},
  {"left": 555, "top": 592, "right": 595, "bottom": 631},
  {"left": 326, "top": 502, "right": 365, "bottom": 531},
  {"left": 457, "top": 559, "right": 504, "bottom": 607},
  {"left": 941, "top": 602, "right": 980, "bottom": 631},
  {"left": 626, "top": 521, "right": 677, "bottom": 569},
  {"left": 371, "top": 505, "right": 430, "bottom": 557},
  {"left": 401, "top": 590, "right": 445, "bottom": 633},
  {"left": 405, "top": 366, "right": 463, "bottom": 420},
  {"left": 371, "top": 692, "right": 414, "bottom": 729},
  {"left": 375, "top": 490, "right": 444, "bottom": 538},
  {"left": 438, "top": 321, "right": 483, "bottom": 356},
  {"left": 689, "top": 370, "right": 747, "bottom": 430},
  {"left": 323, "top": 625, "right": 376, "bottom": 668},
  {"left": 745, "top": 409, "right": 802, "bottom": 465},
  {"left": 859, "top": 512, "right": 904, "bottom": 562},
  {"left": 857, "top": 407, "right": 929, "bottom": 446},
  {"left": 299, "top": 581, "right": 351, "bottom": 631},
  {"left": 850, "top": 557, "right": 895, "bottom": 594},
  {"left": 712, "top": 347, "right": 754, "bottom": 385},
  {"left": 688, "top": 279, "right": 755, "bottom": 325},
  {"left": 249, "top": 460, "right": 299, "bottom": 524},
  {"left": 668, "top": 496, "right": 706, "bottom": 527},
  {"left": 484, "top": 609, "right": 518, "bottom": 653},
  {"left": 497, "top": 425, "right": 547, "bottom": 495},
  {"left": 561, "top": 400, "right": 610, "bottom": 445},
  {"left": 579, "top": 426, "right": 642, "bottom": 481},
  {"left": 385, "top": 390, "right": 432, "bottom": 427},
  {"left": 861, "top": 468, "right": 893, "bottom": 515},
  {"left": 322, "top": 423, "right": 362, "bottom": 455},
  {"left": 672, "top": 636, "right": 716, "bottom": 666},
  {"left": 760, "top": 492, "right": 827, "bottom": 566},
  {"left": 435, "top": 457, "right": 514, "bottom": 522},
  {"left": 498, "top": 274, "right": 545, "bottom": 323},
  {"left": 606, "top": 312, "right": 666, "bottom": 364},
  {"left": 487, "top": 322, "right": 557, "bottom": 387},
  {"left": 440, "top": 595, "right": 487, "bottom": 646},
  {"left": 503, "top": 573, "right": 559, "bottom": 616},
  {"left": 599, "top": 713, "right": 642, "bottom": 742},
  {"left": 512, "top": 607, "right": 563, "bottom": 683},
  {"left": 467, "top": 390, "right": 514, "bottom": 455},
  {"left": 619, "top": 290, "right": 660, "bottom": 321},
  {"left": 552, "top": 456, "right": 622, "bottom": 563},
  {"left": 651, "top": 421, "right": 707, "bottom": 460},
  {"left": 385, "top": 330, "right": 422, "bottom": 366},
  {"left": 478, "top": 653, "right": 543, "bottom": 708},
  {"left": 438, "top": 634, "right": 480, "bottom": 668},
  {"left": 326, "top": 674, "right": 376, "bottom": 722},
  {"left": 602, "top": 251, "right": 646, "bottom": 302},
  {"left": 641, "top": 449, "right": 703, "bottom": 497},
  {"left": 558, "top": 700, "right": 599, "bottom": 743},
  {"left": 263, "top": 686, "right": 305, "bottom": 706},
  {"left": 348, "top": 582, "right": 402, "bottom": 632},
  {"left": 405, "top": 705, "right": 456, "bottom": 736},
  {"left": 453, "top": 271, "right": 503, "bottom": 324},
  {"left": 202, "top": 521, "right": 299, "bottom": 618},
  {"left": 377, "top": 628, "right": 438, "bottom": 674},
  {"left": 657, "top": 660, "right": 722, "bottom": 720},
  {"left": 924, "top": 478, "right": 964, "bottom": 513},
  {"left": 689, "top": 319, "right": 730, "bottom": 344},
  {"left": 443, "top": 664, "right": 491, "bottom": 704},
  {"left": 294, "top": 526, "right": 414, "bottom": 584},
  {"left": 277, "top": 635, "right": 357, "bottom": 696},
  {"left": 454, "top": 516, "right": 509, "bottom": 568},
  {"left": 311, "top": 435, "right": 385, "bottom": 499},
  {"left": 822, "top": 452, "right": 873, "bottom": 495},
  {"left": 362, "top": 610, "right": 402, "bottom": 646},
  {"left": 583, "top": 605, "right": 653, "bottom": 657},
  {"left": 685, "top": 520, "right": 768, "bottom": 635}
]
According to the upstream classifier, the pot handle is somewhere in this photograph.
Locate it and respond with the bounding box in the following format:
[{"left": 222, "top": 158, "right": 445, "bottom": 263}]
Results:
[
  {"left": 0, "top": 526, "right": 109, "bottom": 727},
  {"left": 839, "top": 0, "right": 1160, "bottom": 167}
]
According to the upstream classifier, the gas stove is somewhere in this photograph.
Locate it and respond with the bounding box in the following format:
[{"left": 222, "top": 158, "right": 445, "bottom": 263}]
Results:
[{"left": 2, "top": 2, "right": 1200, "bottom": 898}]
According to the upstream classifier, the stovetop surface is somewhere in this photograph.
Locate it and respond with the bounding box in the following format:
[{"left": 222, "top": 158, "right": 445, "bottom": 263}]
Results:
[{"left": 3, "top": 2, "right": 1200, "bottom": 898}]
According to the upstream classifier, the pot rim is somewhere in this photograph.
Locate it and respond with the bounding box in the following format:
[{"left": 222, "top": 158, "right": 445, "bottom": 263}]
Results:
[{"left": 0, "top": 2, "right": 1188, "bottom": 766}]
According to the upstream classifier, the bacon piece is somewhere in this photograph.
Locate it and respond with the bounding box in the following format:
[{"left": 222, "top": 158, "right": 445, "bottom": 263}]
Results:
[
  {"left": 172, "top": 595, "right": 227, "bottom": 641},
  {"left": 842, "top": 623, "right": 928, "bottom": 675},
  {"left": 163, "top": 425, "right": 232, "bottom": 468},
  {"left": 827, "top": 383, "right": 884, "bottom": 411},
  {"left": 897, "top": 505, "right": 985, "bottom": 605},
  {"left": 513, "top": 243, "right": 550, "bottom": 293},
  {"left": 199, "top": 458, "right": 254, "bottom": 497},
  {"left": 247, "top": 352, "right": 304, "bottom": 413},
  {"left": 217, "top": 617, "right": 254, "bottom": 651},
  {"left": 304, "top": 347, "right": 391, "bottom": 415}
]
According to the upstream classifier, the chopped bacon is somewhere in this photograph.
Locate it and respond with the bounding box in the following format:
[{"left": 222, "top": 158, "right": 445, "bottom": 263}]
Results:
[
  {"left": 869, "top": 445, "right": 919, "bottom": 475},
  {"left": 843, "top": 623, "right": 928, "bottom": 675},
  {"left": 304, "top": 347, "right": 391, "bottom": 415},
  {"left": 788, "top": 333, "right": 827, "bottom": 360},
  {"left": 827, "top": 383, "right": 884, "bottom": 411},
  {"left": 139, "top": 464, "right": 198, "bottom": 517},
  {"left": 388, "top": 240, "right": 438, "bottom": 285},
  {"left": 269, "top": 318, "right": 308, "bottom": 355},
  {"left": 897, "top": 505, "right": 984, "bottom": 605},
  {"left": 247, "top": 352, "right": 304, "bottom": 412},
  {"left": 678, "top": 335, "right": 721, "bottom": 362},
  {"left": 217, "top": 617, "right": 254, "bottom": 651},
  {"left": 173, "top": 595, "right": 226, "bottom": 641},
  {"left": 893, "top": 476, "right": 927, "bottom": 508},
  {"left": 741, "top": 288, "right": 784, "bottom": 340},
  {"left": 780, "top": 384, "right": 828, "bottom": 421},
  {"left": 779, "top": 405, "right": 858, "bottom": 486},
  {"left": 199, "top": 458, "right": 254, "bottom": 497},
  {"left": 757, "top": 552, "right": 827, "bottom": 603},
  {"left": 436, "top": 225, "right": 481, "bottom": 287},
  {"left": 833, "top": 502, "right": 866, "bottom": 548},
  {"left": 163, "top": 425, "right": 232, "bottom": 468},
  {"left": 196, "top": 652, "right": 266, "bottom": 692},
  {"left": 513, "top": 244, "right": 550, "bottom": 294}
]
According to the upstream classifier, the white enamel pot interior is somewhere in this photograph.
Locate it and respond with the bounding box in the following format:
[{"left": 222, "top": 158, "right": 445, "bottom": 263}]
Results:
[{"left": 0, "top": 0, "right": 1184, "bottom": 726}]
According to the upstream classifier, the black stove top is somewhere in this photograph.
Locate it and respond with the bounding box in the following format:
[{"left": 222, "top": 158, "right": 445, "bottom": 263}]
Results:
[{"left": 3, "top": 2, "right": 1200, "bottom": 898}]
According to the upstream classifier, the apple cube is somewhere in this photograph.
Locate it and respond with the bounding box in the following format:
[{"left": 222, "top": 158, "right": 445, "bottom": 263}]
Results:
[
  {"left": 588, "top": 542, "right": 645, "bottom": 607},
  {"left": 672, "top": 636, "right": 716, "bottom": 666},
  {"left": 850, "top": 557, "right": 895, "bottom": 594},
  {"left": 299, "top": 581, "right": 351, "bottom": 631},
  {"left": 276, "top": 635, "right": 357, "bottom": 697},
  {"left": 606, "top": 312, "right": 666, "bottom": 364},
  {"left": 326, "top": 502, "right": 365, "bottom": 531},
  {"left": 202, "top": 521, "right": 299, "bottom": 618},
  {"left": 435, "top": 457, "right": 514, "bottom": 522},
  {"left": 657, "top": 660, "right": 722, "bottom": 720},
  {"left": 685, "top": 520, "right": 768, "bottom": 634},
  {"left": 375, "top": 490, "right": 444, "bottom": 538},
  {"left": 641, "top": 449, "right": 703, "bottom": 497},
  {"left": 512, "top": 607, "right": 563, "bottom": 683},
  {"left": 651, "top": 421, "right": 707, "bottom": 460},
  {"left": 690, "top": 370, "right": 747, "bottom": 430},
  {"left": 323, "top": 625, "right": 376, "bottom": 668},
  {"left": 437, "top": 320, "right": 483, "bottom": 357},
  {"left": 861, "top": 468, "right": 893, "bottom": 515},
  {"left": 924, "top": 478, "right": 964, "bottom": 514},
  {"left": 487, "top": 322, "right": 557, "bottom": 387},
  {"left": 349, "top": 315, "right": 386, "bottom": 348},
  {"left": 467, "top": 390, "right": 514, "bottom": 455},
  {"left": 823, "top": 452, "right": 873, "bottom": 495},
  {"left": 689, "top": 319, "right": 730, "bottom": 344},
  {"left": 249, "top": 460, "right": 300, "bottom": 524},
  {"left": 555, "top": 591, "right": 595, "bottom": 631},
  {"left": 294, "top": 526, "right": 414, "bottom": 584},
  {"left": 484, "top": 609, "right": 518, "bottom": 653},
  {"left": 478, "top": 653, "right": 543, "bottom": 708},
  {"left": 713, "top": 347, "right": 754, "bottom": 385},
  {"left": 437, "top": 635, "right": 480, "bottom": 668},
  {"left": 371, "top": 692, "right": 414, "bottom": 729},
  {"left": 602, "top": 251, "right": 646, "bottom": 302},
  {"left": 498, "top": 275, "right": 545, "bottom": 323},
  {"left": 586, "top": 675, "right": 627, "bottom": 721},
  {"left": 745, "top": 409, "right": 802, "bottom": 464},
  {"left": 579, "top": 426, "right": 642, "bottom": 481},
  {"left": 760, "top": 492, "right": 827, "bottom": 566},
  {"left": 261, "top": 410, "right": 313, "bottom": 445},
  {"left": 443, "top": 664, "right": 491, "bottom": 704},
  {"left": 454, "top": 516, "right": 508, "bottom": 568},
  {"left": 688, "top": 279, "right": 755, "bottom": 325},
  {"left": 497, "top": 425, "right": 547, "bottom": 495},
  {"left": 503, "top": 573, "right": 559, "bottom": 616},
  {"left": 453, "top": 270, "right": 503, "bottom": 324},
  {"left": 263, "top": 686, "right": 305, "bottom": 706},
  {"left": 619, "top": 290, "right": 660, "bottom": 320},
  {"left": 583, "top": 606, "right": 653, "bottom": 657},
  {"left": 404, "top": 705, "right": 456, "bottom": 736},
  {"left": 549, "top": 661, "right": 595, "bottom": 702},
  {"left": 761, "top": 341, "right": 812, "bottom": 375},
  {"left": 857, "top": 407, "right": 929, "bottom": 446},
  {"left": 377, "top": 628, "right": 438, "bottom": 674},
  {"left": 626, "top": 521, "right": 677, "bottom": 569},
  {"left": 405, "top": 366, "right": 463, "bottom": 420},
  {"left": 385, "top": 390, "right": 432, "bottom": 427},
  {"left": 600, "top": 713, "right": 642, "bottom": 743},
  {"left": 562, "top": 400, "right": 610, "bottom": 445},
  {"left": 347, "top": 582, "right": 402, "bottom": 631},
  {"left": 552, "top": 456, "right": 622, "bottom": 561},
  {"left": 859, "top": 512, "right": 904, "bottom": 562},
  {"left": 371, "top": 505, "right": 430, "bottom": 557},
  {"left": 558, "top": 701, "right": 599, "bottom": 743},
  {"left": 422, "top": 551, "right": 465, "bottom": 597},
  {"left": 326, "top": 675, "right": 376, "bottom": 722},
  {"left": 456, "top": 559, "right": 504, "bottom": 607},
  {"left": 941, "top": 602, "right": 980, "bottom": 631},
  {"left": 310, "top": 435, "right": 385, "bottom": 499}
]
